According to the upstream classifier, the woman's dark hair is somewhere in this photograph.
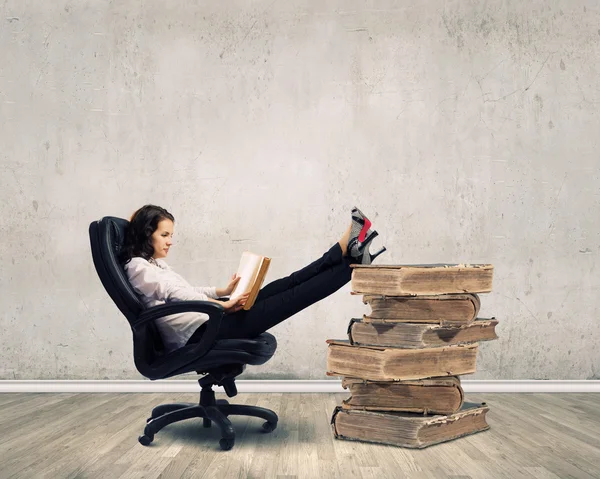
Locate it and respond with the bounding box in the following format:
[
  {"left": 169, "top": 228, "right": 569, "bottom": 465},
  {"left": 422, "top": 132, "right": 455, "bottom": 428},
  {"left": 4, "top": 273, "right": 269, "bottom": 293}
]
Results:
[{"left": 119, "top": 204, "right": 175, "bottom": 265}]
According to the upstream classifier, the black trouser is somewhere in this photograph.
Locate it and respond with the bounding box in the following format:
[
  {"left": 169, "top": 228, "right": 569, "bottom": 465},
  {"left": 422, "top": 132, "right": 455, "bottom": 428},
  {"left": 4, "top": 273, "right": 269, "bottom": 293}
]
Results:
[{"left": 186, "top": 243, "right": 353, "bottom": 342}]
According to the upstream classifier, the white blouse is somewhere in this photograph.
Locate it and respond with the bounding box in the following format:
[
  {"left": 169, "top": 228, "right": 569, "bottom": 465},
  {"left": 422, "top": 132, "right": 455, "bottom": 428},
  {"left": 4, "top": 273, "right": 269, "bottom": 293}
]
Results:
[{"left": 123, "top": 256, "right": 219, "bottom": 352}]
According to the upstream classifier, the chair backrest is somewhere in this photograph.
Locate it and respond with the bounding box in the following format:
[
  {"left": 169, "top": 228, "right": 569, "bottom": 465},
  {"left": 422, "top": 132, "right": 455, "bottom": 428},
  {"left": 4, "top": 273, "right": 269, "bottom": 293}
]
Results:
[{"left": 89, "top": 216, "right": 167, "bottom": 366}]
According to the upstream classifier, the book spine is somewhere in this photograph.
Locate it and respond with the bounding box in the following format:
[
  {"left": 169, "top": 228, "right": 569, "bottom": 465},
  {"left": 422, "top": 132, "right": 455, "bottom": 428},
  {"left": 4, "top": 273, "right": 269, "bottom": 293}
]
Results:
[
  {"left": 347, "top": 318, "right": 357, "bottom": 344},
  {"left": 330, "top": 406, "right": 342, "bottom": 438}
]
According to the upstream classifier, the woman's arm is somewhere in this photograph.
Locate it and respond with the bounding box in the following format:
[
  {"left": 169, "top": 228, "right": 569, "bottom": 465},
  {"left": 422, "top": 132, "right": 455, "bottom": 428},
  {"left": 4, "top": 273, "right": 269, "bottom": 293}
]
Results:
[
  {"left": 194, "top": 286, "right": 219, "bottom": 299},
  {"left": 126, "top": 260, "right": 248, "bottom": 313},
  {"left": 162, "top": 260, "right": 238, "bottom": 299},
  {"left": 127, "top": 260, "right": 211, "bottom": 302},
  {"left": 204, "top": 293, "right": 250, "bottom": 314}
]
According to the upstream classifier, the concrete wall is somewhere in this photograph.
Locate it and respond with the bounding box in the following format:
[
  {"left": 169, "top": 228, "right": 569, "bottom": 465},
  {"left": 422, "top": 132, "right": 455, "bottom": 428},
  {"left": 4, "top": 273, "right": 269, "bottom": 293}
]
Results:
[{"left": 1, "top": 0, "right": 598, "bottom": 380}]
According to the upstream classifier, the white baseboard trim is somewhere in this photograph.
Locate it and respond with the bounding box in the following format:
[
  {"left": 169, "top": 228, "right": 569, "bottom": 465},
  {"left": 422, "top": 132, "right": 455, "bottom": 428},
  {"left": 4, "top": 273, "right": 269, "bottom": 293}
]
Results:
[{"left": 0, "top": 380, "right": 599, "bottom": 393}]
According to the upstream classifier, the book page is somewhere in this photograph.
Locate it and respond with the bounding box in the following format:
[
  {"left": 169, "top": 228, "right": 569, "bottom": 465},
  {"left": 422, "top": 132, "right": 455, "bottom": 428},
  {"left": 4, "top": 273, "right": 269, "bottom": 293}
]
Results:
[{"left": 230, "top": 252, "right": 263, "bottom": 300}]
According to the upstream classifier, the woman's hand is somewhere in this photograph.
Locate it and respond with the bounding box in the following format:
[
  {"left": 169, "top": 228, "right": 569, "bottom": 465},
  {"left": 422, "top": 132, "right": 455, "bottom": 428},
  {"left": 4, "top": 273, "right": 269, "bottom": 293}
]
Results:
[
  {"left": 222, "top": 292, "right": 250, "bottom": 314},
  {"left": 216, "top": 274, "right": 240, "bottom": 297}
]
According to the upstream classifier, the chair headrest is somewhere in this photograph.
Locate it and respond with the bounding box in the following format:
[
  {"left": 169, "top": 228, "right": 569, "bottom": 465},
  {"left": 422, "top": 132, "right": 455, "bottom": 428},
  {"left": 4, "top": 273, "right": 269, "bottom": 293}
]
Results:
[{"left": 89, "top": 216, "right": 144, "bottom": 322}]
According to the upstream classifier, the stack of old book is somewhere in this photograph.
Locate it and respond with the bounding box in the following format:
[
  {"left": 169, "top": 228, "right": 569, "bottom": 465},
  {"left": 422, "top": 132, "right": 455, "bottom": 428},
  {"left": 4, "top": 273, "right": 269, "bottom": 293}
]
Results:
[{"left": 327, "top": 264, "right": 498, "bottom": 448}]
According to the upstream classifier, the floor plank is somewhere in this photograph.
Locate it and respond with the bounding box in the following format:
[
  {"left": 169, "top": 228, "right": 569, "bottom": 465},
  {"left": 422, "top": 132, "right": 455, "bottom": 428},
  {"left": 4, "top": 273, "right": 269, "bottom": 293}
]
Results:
[{"left": 0, "top": 393, "right": 598, "bottom": 479}]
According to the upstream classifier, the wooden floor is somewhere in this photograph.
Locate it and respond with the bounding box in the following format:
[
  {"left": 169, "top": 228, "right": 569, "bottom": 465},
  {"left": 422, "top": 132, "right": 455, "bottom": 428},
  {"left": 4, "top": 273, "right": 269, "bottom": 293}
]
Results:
[{"left": 0, "top": 392, "right": 598, "bottom": 479}]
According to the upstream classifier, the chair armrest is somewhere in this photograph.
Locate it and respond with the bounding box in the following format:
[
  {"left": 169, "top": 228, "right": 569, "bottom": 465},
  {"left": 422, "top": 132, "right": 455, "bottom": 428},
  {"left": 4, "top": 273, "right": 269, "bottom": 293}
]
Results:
[
  {"left": 134, "top": 301, "right": 225, "bottom": 362},
  {"left": 135, "top": 301, "right": 224, "bottom": 326}
]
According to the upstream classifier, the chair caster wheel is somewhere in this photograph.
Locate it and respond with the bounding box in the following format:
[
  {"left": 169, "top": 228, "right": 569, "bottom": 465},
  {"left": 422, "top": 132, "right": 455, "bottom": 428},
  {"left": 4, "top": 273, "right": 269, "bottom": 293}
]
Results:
[
  {"left": 262, "top": 421, "right": 277, "bottom": 433},
  {"left": 138, "top": 434, "right": 154, "bottom": 446},
  {"left": 219, "top": 437, "right": 235, "bottom": 451}
]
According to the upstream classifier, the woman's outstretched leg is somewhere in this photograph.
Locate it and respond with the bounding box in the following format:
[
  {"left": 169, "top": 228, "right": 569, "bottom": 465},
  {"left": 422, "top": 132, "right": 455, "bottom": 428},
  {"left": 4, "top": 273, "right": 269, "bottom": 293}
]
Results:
[
  {"left": 253, "top": 221, "right": 354, "bottom": 301},
  {"left": 216, "top": 244, "right": 353, "bottom": 339}
]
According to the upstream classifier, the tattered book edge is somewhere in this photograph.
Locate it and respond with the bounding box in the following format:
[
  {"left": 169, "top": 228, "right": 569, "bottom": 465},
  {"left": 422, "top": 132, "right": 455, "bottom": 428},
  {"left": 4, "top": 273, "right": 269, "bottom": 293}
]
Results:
[
  {"left": 351, "top": 317, "right": 499, "bottom": 328},
  {"left": 326, "top": 339, "right": 479, "bottom": 352},
  {"left": 362, "top": 293, "right": 481, "bottom": 303},
  {"left": 349, "top": 263, "right": 494, "bottom": 270},
  {"left": 341, "top": 375, "right": 462, "bottom": 388},
  {"left": 338, "top": 403, "right": 489, "bottom": 423},
  {"left": 332, "top": 425, "right": 491, "bottom": 449},
  {"left": 340, "top": 401, "right": 461, "bottom": 416}
]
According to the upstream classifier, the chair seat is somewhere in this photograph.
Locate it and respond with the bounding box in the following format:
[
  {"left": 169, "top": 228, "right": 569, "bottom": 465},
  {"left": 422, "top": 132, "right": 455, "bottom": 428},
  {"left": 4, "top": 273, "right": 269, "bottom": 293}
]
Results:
[{"left": 156, "top": 332, "right": 277, "bottom": 379}]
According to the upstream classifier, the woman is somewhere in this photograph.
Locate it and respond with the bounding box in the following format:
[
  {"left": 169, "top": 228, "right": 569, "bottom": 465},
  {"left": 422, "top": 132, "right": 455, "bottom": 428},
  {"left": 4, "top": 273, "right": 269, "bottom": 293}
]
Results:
[{"left": 119, "top": 204, "right": 386, "bottom": 353}]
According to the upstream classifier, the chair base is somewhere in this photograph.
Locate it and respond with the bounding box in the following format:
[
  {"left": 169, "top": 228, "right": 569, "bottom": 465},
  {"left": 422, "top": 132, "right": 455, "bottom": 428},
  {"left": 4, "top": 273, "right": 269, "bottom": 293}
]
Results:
[{"left": 139, "top": 375, "right": 278, "bottom": 450}]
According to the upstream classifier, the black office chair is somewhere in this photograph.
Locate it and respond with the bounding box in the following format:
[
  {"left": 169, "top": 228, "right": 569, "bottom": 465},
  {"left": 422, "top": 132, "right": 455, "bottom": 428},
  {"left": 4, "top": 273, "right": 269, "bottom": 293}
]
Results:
[{"left": 89, "top": 216, "right": 278, "bottom": 450}]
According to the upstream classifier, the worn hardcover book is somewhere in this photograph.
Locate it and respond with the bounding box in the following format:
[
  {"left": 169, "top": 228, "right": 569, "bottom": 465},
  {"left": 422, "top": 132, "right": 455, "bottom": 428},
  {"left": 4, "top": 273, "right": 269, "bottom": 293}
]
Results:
[
  {"left": 362, "top": 294, "right": 481, "bottom": 324},
  {"left": 331, "top": 402, "right": 490, "bottom": 449},
  {"left": 347, "top": 317, "right": 499, "bottom": 349},
  {"left": 326, "top": 340, "right": 478, "bottom": 381},
  {"left": 230, "top": 251, "right": 271, "bottom": 310},
  {"left": 341, "top": 376, "right": 464, "bottom": 415},
  {"left": 351, "top": 264, "right": 494, "bottom": 296}
]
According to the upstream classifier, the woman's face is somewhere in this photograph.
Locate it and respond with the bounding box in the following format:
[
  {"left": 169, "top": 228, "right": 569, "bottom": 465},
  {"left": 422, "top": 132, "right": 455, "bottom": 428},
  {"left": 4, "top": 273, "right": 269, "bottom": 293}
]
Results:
[{"left": 151, "top": 218, "right": 174, "bottom": 259}]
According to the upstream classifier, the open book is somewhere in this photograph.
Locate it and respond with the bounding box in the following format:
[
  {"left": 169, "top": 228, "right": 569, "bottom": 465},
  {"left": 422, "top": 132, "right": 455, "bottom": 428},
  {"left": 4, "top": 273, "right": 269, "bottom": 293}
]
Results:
[{"left": 229, "top": 251, "right": 271, "bottom": 310}]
